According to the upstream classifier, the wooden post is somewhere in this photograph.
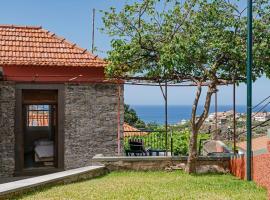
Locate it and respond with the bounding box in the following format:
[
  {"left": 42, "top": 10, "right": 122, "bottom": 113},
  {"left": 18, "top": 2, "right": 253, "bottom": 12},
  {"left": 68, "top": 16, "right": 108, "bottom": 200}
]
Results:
[{"left": 215, "top": 90, "right": 218, "bottom": 138}]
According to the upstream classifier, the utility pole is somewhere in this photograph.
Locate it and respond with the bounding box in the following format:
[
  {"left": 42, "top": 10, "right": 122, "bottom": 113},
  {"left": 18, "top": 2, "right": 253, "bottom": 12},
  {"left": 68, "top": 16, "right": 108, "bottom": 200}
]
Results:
[
  {"left": 246, "top": 0, "right": 253, "bottom": 181},
  {"left": 91, "top": 8, "right": 95, "bottom": 53}
]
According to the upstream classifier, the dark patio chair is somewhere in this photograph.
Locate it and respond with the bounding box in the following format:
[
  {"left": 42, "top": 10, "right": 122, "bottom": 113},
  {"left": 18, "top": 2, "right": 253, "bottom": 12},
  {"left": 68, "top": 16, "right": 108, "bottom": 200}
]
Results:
[{"left": 125, "top": 139, "right": 148, "bottom": 156}]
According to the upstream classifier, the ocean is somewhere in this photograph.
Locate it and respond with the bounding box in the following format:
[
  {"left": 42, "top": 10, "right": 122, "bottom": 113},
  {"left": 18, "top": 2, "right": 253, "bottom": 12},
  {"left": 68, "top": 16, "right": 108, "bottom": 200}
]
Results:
[{"left": 130, "top": 105, "right": 250, "bottom": 125}]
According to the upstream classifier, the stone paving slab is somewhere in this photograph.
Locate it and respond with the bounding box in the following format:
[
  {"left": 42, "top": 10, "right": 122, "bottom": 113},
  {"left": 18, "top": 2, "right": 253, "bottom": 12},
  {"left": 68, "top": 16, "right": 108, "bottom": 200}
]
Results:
[
  {"left": 0, "top": 177, "right": 31, "bottom": 184},
  {"left": 0, "top": 165, "right": 106, "bottom": 199}
]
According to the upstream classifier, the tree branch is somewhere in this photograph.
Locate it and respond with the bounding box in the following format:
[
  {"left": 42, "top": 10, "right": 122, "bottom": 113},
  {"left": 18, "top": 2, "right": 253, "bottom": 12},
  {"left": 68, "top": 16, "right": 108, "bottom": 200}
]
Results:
[
  {"left": 196, "top": 83, "right": 215, "bottom": 129},
  {"left": 191, "top": 82, "right": 202, "bottom": 129}
]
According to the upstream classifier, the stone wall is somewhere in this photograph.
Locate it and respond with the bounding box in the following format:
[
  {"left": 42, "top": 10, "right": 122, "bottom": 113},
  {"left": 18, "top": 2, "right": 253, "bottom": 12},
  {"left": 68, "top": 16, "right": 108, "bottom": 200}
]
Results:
[
  {"left": 64, "top": 83, "right": 124, "bottom": 170},
  {"left": 0, "top": 82, "right": 16, "bottom": 177},
  {"left": 92, "top": 155, "right": 230, "bottom": 174}
]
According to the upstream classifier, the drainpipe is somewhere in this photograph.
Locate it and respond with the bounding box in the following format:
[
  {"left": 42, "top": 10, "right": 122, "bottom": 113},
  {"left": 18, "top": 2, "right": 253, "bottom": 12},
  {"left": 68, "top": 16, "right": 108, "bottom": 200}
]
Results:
[
  {"left": 0, "top": 67, "right": 3, "bottom": 81},
  {"left": 117, "top": 82, "right": 121, "bottom": 155}
]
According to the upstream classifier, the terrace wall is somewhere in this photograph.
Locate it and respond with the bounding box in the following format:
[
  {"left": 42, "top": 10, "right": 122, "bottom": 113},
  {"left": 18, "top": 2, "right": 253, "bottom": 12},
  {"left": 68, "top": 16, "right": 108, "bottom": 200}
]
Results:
[
  {"left": 0, "top": 82, "right": 16, "bottom": 177},
  {"left": 64, "top": 83, "right": 124, "bottom": 170},
  {"left": 92, "top": 156, "right": 230, "bottom": 173}
]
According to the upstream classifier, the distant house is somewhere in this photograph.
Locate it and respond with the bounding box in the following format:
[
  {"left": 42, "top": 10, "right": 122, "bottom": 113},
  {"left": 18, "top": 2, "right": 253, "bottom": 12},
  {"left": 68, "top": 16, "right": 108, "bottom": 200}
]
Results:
[
  {"left": 206, "top": 111, "right": 232, "bottom": 123},
  {"left": 253, "top": 112, "right": 270, "bottom": 122},
  {"left": 205, "top": 113, "right": 215, "bottom": 122},
  {"left": 0, "top": 25, "right": 124, "bottom": 178}
]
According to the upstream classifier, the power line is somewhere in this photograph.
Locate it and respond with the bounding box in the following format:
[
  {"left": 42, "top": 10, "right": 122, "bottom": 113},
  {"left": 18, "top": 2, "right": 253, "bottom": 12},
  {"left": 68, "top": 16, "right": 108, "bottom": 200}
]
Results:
[
  {"left": 252, "top": 95, "right": 270, "bottom": 110},
  {"left": 252, "top": 100, "right": 270, "bottom": 117},
  {"left": 236, "top": 117, "right": 270, "bottom": 137}
]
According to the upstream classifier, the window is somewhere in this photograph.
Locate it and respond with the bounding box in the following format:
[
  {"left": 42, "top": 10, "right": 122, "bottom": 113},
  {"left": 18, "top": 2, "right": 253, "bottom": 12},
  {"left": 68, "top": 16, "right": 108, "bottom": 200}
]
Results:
[{"left": 27, "top": 105, "right": 50, "bottom": 127}]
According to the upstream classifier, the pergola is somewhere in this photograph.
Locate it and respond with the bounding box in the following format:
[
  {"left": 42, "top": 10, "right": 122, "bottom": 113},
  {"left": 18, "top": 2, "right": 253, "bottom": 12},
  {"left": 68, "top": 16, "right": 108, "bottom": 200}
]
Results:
[
  {"left": 1, "top": 70, "right": 241, "bottom": 157},
  {"left": 109, "top": 0, "right": 255, "bottom": 181},
  {"left": 113, "top": 76, "right": 239, "bottom": 156},
  {"left": 2, "top": 69, "right": 256, "bottom": 180}
]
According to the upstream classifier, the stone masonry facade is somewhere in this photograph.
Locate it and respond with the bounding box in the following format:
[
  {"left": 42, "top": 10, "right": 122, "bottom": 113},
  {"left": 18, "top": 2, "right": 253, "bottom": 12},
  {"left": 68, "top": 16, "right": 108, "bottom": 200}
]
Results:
[
  {"left": 0, "top": 82, "right": 124, "bottom": 177},
  {"left": 0, "top": 82, "right": 16, "bottom": 177},
  {"left": 64, "top": 83, "right": 124, "bottom": 170}
]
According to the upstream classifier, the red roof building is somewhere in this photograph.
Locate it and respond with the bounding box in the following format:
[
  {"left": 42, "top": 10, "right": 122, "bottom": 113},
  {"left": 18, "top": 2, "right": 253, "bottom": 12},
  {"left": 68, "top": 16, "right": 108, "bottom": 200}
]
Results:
[
  {"left": 0, "top": 25, "right": 106, "bottom": 82},
  {"left": 0, "top": 25, "right": 123, "bottom": 178}
]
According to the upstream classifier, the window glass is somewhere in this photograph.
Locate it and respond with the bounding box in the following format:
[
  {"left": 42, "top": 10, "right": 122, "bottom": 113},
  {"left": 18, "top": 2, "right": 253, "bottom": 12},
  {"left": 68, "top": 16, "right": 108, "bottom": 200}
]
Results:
[{"left": 27, "top": 105, "right": 50, "bottom": 127}]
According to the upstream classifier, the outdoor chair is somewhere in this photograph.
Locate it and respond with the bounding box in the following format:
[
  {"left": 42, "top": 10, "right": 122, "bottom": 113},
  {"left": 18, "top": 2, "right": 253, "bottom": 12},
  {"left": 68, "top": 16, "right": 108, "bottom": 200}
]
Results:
[{"left": 125, "top": 139, "right": 148, "bottom": 156}]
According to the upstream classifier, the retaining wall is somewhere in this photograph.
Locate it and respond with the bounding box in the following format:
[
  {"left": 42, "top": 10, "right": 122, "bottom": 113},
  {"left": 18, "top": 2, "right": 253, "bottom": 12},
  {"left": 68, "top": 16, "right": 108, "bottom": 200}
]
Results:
[{"left": 92, "top": 155, "right": 230, "bottom": 173}]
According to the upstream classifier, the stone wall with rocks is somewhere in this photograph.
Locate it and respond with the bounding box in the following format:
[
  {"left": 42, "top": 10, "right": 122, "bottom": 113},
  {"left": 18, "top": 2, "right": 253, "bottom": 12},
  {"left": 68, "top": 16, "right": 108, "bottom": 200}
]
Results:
[
  {"left": 64, "top": 83, "right": 124, "bottom": 170},
  {"left": 92, "top": 155, "right": 230, "bottom": 174},
  {"left": 0, "top": 82, "right": 16, "bottom": 177}
]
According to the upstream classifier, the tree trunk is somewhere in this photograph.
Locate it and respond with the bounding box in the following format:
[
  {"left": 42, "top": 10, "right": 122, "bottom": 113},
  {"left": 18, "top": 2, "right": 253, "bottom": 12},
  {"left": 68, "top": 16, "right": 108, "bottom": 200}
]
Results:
[
  {"left": 186, "top": 83, "right": 215, "bottom": 174},
  {"left": 186, "top": 127, "right": 199, "bottom": 173}
]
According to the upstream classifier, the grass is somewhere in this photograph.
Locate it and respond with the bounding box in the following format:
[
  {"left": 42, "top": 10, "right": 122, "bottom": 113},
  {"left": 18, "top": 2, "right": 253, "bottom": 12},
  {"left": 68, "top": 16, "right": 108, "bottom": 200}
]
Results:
[{"left": 14, "top": 171, "right": 267, "bottom": 200}]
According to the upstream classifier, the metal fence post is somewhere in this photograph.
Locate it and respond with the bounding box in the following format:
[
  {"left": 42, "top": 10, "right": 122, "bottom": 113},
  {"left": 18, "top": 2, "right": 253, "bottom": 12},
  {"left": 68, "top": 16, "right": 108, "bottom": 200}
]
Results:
[{"left": 246, "top": 0, "right": 253, "bottom": 181}]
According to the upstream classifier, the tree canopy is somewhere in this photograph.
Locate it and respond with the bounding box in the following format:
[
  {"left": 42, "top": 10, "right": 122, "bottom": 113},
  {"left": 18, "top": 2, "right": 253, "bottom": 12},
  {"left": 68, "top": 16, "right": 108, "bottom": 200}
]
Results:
[
  {"left": 102, "top": 0, "right": 270, "bottom": 82},
  {"left": 124, "top": 104, "right": 146, "bottom": 129},
  {"left": 102, "top": 0, "right": 270, "bottom": 173}
]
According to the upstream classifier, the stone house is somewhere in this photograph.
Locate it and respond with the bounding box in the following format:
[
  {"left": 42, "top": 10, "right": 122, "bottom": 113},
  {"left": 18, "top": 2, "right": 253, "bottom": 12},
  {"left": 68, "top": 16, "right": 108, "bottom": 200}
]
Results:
[{"left": 0, "top": 25, "right": 123, "bottom": 177}]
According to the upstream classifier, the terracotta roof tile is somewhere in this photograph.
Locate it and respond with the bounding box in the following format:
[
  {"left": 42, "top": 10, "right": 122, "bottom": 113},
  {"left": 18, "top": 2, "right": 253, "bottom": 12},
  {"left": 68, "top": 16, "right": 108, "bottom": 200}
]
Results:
[
  {"left": 123, "top": 123, "right": 148, "bottom": 137},
  {"left": 237, "top": 135, "right": 269, "bottom": 152},
  {"left": 0, "top": 24, "right": 106, "bottom": 68}
]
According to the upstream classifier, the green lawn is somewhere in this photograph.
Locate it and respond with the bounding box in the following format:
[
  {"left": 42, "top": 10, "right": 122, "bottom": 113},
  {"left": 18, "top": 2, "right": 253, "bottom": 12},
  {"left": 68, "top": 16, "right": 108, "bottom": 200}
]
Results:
[{"left": 14, "top": 171, "right": 267, "bottom": 200}]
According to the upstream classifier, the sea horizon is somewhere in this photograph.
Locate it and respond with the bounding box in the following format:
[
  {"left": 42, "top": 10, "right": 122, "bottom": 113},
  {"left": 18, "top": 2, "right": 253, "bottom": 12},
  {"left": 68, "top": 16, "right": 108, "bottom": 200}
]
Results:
[
  {"left": 130, "top": 104, "right": 247, "bottom": 106},
  {"left": 129, "top": 104, "right": 269, "bottom": 125}
]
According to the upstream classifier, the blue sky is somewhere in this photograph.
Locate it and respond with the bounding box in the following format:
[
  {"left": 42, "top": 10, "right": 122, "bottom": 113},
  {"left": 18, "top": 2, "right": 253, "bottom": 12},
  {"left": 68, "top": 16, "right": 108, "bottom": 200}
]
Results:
[{"left": 0, "top": 0, "right": 268, "bottom": 105}]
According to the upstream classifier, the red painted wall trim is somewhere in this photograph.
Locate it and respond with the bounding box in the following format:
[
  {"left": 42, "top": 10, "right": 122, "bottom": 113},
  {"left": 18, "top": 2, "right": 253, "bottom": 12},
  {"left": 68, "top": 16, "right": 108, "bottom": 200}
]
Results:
[{"left": 2, "top": 65, "right": 105, "bottom": 83}]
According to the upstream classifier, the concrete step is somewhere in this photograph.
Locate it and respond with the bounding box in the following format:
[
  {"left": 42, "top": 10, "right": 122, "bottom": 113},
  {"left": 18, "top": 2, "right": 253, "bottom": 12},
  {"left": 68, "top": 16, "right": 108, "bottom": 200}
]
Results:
[{"left": 0, "top": 165, "right": 106, "bottom": 199}]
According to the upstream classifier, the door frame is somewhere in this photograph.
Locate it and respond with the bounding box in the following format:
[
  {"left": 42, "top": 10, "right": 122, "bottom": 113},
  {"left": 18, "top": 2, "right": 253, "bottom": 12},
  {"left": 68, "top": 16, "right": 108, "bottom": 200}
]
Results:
[{"left": 15, "top": 84, "right": 65, "bottom": 176}]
